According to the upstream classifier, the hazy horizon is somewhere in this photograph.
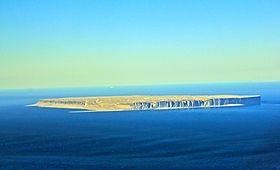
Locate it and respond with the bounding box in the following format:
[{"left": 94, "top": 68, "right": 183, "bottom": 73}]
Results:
[{"left": 0, "top": 81, "right": 279, "bottom": 91}]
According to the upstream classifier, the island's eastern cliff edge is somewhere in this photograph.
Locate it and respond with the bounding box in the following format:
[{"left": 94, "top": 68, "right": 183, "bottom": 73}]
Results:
[{"left": 29, "top": 95, "right": 261, "bottom": 112}]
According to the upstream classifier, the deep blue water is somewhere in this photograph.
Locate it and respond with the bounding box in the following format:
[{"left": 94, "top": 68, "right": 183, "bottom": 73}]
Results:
[{"left": 0, "top": 82, "right": 280, "bottom": 169}]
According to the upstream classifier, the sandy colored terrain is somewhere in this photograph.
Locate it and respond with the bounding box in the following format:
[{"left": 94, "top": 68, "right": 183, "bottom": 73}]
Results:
[{"left": 29, "top": 95, "right": 261, "bottom": 112}]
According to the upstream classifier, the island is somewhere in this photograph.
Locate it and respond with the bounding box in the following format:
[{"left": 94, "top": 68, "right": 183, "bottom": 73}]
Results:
[{"left": 29, "top": 95, "right": 261, "bottom": 112}]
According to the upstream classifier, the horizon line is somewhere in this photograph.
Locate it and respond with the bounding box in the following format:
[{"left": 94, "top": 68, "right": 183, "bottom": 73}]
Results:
[{"left": 0, "top": 80, "right": 279, "bottom": 91}]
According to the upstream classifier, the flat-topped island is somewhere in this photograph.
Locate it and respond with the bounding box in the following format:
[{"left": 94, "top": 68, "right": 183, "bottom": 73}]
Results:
[{"left": 29, "top": 95, "right": 261, "bottom": 112}]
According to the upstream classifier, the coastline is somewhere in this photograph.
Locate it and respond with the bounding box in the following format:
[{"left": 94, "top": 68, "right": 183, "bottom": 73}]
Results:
[{"left": 28, "top": 95, "right": 261, "bottom": 112}]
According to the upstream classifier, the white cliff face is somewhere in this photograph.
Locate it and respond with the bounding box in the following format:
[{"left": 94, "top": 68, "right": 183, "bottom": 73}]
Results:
[
  {"left": 30, "top": 95, "right": 261, "bottom": 111},
  {"left": 132, "top": 96, "right": 261, "bottom": 110}
]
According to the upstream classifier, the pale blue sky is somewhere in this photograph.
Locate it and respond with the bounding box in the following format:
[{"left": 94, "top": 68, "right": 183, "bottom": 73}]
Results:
[{"left": 0, "top": 0, "right": 279, "bottom": 89}]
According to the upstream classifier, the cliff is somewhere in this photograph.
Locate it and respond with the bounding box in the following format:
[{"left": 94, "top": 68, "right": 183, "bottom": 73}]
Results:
[{"left": 29, "top": 95, "right": 261, "bottom": 112}]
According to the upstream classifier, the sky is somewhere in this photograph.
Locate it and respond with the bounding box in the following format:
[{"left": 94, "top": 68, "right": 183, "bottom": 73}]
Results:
[{"left": 0, "top": 0, "right": 279, "bottom": 89}]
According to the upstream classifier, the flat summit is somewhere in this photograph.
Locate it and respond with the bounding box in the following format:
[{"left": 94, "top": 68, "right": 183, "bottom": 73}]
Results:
[{"left": 29, "top": 95, "right": 261, "bottom": 112}]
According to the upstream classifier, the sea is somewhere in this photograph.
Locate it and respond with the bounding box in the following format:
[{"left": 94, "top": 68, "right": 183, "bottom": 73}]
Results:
[{"left": 0, "top": 82, "right": 280, "bottom": 169}]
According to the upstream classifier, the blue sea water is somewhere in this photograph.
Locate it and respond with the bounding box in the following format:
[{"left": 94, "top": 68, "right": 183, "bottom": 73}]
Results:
[{"left": 0, "top": 82, "right": 280, "bottom": 169}]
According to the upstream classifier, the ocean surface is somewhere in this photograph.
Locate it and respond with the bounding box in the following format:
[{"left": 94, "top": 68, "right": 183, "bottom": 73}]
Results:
[{"left": 0, "top": 82, "right": 280, "bottom": 169}]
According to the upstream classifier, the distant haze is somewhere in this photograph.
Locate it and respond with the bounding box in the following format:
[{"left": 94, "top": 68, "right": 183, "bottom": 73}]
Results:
[{"left": 0, "top": 0, "right": 279, "bottom": 89}]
